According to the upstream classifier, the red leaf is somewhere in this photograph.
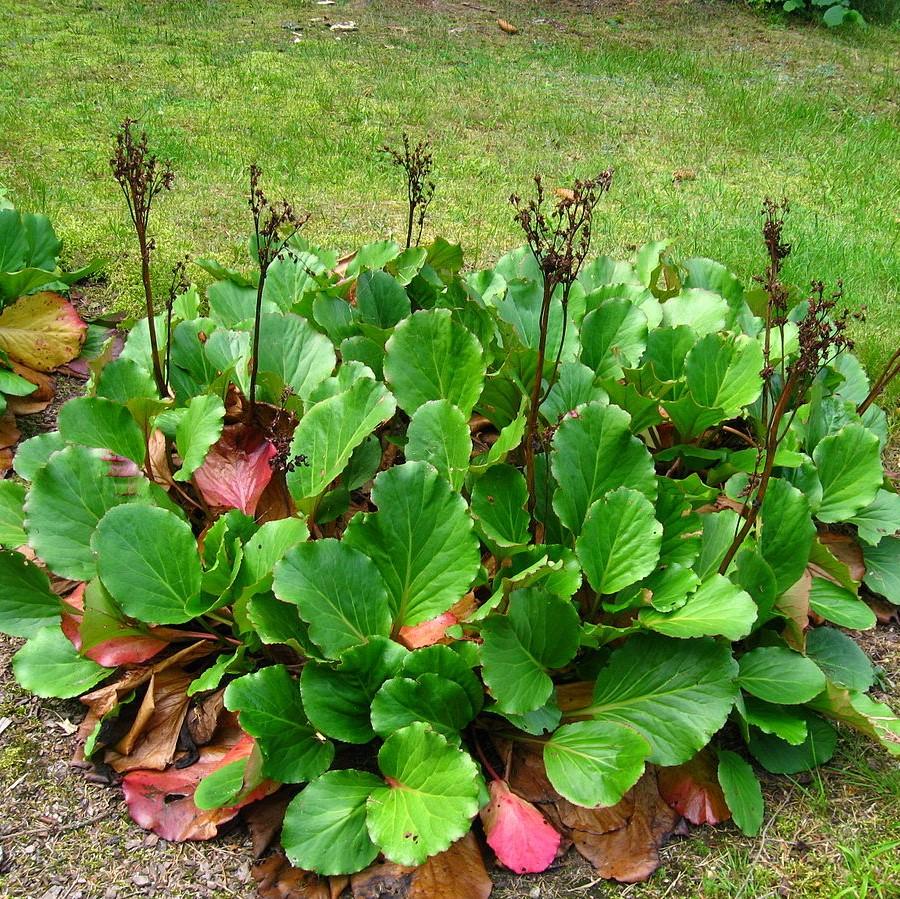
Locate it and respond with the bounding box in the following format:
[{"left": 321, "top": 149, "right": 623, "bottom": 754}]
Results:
[
  {"left": 657, "top": 751, "right": 730, "bottom": 826},
  {"left": 84, "top": 634, "right": 169, "bottom": 667},
  {"left": 193, "top": 423, "right": 277, "bottom": 516},
  {"left": 122, "top": 731, "right": 274, "bottom": 841},
  {"left": 480, "top": 779, "right": 560, "bottom": 874},
  {"left": 397, "top": 593, "right": 477, "bottom": 649}
]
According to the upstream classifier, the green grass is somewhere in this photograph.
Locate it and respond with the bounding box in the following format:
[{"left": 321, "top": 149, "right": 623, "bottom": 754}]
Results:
[{"left": 1, "top": 0, "right": 898, "bottom": 408}]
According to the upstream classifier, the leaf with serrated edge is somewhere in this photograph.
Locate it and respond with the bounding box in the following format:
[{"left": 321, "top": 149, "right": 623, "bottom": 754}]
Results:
[
  {"left": 225, "top": 665, "right": 334, "bottom": 783},
  {"left": 12, "top": 625, "right": 108, "bottom": 699},
  {"left": 405, "top": 399, "right": 472, "bottom": 491},
  {"left": 544, "top": 720, "right": 649, "bottom": 808},
  {"left": 174, "top": 394, "right": 225, "bottom": 481},
  {"left": 0, "top": 549, "right": 62, "bottom": 638},
  {"left": 57, "top": 396, "right": 146, "bottom": 465},
  {"left": 366, "top": 723, "right": 481, "bottom": 866},
  {"left": 813, "top": 423, "right": 882, "bottom": 523}
]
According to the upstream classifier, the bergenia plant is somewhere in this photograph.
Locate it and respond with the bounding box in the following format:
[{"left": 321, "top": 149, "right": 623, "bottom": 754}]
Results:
[{"left": 0, "top": 129, "right": 897, "bottom": 894}]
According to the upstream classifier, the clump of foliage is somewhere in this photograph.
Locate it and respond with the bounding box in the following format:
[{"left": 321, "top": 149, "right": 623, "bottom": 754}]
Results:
[
  {"left": 0, "top": 126, "right": 898, "bottom": 893},
  {"left": 751, "top": 0, "right": 866, "bottom": 26}
]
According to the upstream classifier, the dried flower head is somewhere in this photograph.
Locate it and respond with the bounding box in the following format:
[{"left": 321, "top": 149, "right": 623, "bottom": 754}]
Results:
[
  {"left": 248, "top": 163, "right": 311, "bottom": 274},
  {"left": 382, "top": 134, "right": 436, "bottom": 249}
]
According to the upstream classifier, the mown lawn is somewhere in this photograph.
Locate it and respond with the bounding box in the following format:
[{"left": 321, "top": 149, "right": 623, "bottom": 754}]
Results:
[{"left": 0, "top": 0, "right": 898, "bottom": 409}]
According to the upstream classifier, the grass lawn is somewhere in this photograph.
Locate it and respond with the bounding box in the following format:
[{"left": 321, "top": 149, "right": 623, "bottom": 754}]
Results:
[{"left": 0, "top": 0, "right": 898, "bottom": 408}]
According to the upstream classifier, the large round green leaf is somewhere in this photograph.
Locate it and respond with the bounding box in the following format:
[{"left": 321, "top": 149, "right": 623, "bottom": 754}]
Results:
[
  {"left": 254, "top": 312, "right": 336, "bottom": 399},
  {"left": 758, "top": 478, "right": 815, "bottom": 594},
  {"left": 282, "top": 770, "right": 382, "bottom": 875},
  {"left": 480, "top": 589, "right": 581, "bottom": 714},
  {"left": 638, "top": 573, "right": 757, "bottom": 640},
  {"left": 26, "top": 445, "right": 141, "bottom": 580},
  {"left": 301, "top": 637, "right": 408, "bottom": 743},
  {"left": 808, "top": 577, "right": 876, "bottom": 630},
  {"left": 384, "top": 309, "right": 485, "bottom": 416},
  {"left": 580, "top": 299, "right": 648, "bottom": 379},
  {"left": 812, "top": 423, "right": 882, "bottom": 523},
  {"left": 225, "top": 665, "right": 334, "bottom": 783},
  {"left": 93, "top": 504, "right": 200, "bottom": 625},
  {"left": 576, "top": 487, "right": 662, "bottom": 594},
  {"left": 286, "top": 377, "right": 396, "bottom": 505},
  {"left": 848, "top": 490, "right": 900, "bottom": 547},
  {"left": 737, "top": 646, "right": 826, "bottom": 705},
  {"left": 551, "top": 402, "right": 656, "bottom": 534},
  {"left": 57, "top": 396, "right": 146, "bottom": 465},
  {"left": 747, "top": 715, "right": 836, "bottom": 774},
  {"left": 0, "top": 549, "right": 62, "bottom": 638},
  {"left": 401, "top": 644, "right": 484, "bottom": 714},
  {"left": 273, "top": 538, "right": 392, "bottom": 658},
  {"left": 343, "top": 462, "right": 480, "bottom": 627},
  {"left": 585, "top": 634, "right": 738, "bottom": 766},
  {"left": 405, "top": 399, "right": 471, "bottom": 492},
  {"left": 12, "top": 625, "right": 108, "bottom": 699},
  {"left": 356, "top": 270, "right": 411, "bottom": 328},
  {"left": 366, "top": 723, "right": 480, "bottom": 866},
  {"left": 543, "top": 720, "right": 649, "bottom": 808},
  {"left": 862, "top": 537, "right": 900, "bottom": 603},
  {"left": 804, "top": 627, "right": 875, "bottom": 692},
  {"left": 371, "top": 674, "right": 476, "bottom": 740},
  {"left": 684, "top": 332, "right": 764, "bottom": 416}
]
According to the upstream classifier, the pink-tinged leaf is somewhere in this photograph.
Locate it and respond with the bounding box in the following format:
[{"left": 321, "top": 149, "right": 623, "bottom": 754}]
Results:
[
  {"left": 480, "top": 779, "right": 561, "bottom": 873},
  {"left": 61, "top": 583, "right": 86, "bottom": 650},
  {"left": 193, "top": 424, "right": 277, "bottom": 516},
  {"left": 102, "top": 452, "right": 142, "bottom": 478},
  {"left": 84, "top": 634, "right": 169, "bottom": 667},
  {"left": 0, "top": 292, "right": 87, "bottom": 371},
  {"left": 122, "top": 733, "right": 275, "bottom": 841},
  {"left": 398, "top": 612, "right": 457, "bottom": 649},
  {"left": 657, "top": 751, "right": 731, "bottom": 826}
]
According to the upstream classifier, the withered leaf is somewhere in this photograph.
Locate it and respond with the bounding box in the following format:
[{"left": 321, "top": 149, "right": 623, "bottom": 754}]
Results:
[{"left": 657, "top": 750, "right": 730, "bottom": 825}]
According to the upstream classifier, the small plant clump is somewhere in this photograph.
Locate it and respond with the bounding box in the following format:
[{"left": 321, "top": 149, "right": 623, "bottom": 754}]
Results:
[{"left": 0, "top": 122, "right": 898, "bottom": 896}]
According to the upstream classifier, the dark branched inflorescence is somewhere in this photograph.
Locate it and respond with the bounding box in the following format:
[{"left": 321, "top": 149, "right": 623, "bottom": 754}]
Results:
[
  {"left": 382, "top": 133, "right": 436, "bottom": 250},
  {"left": 510, "top": 171, "right": 614, "bottom": 530},
  {"left": 720, "top": 202, "right": 862, "bottom": 574},
  {"left": 247, "top": 164, "right": 310, "bottom": 409},
  {"left": 110, "top": 119, "right": 175, "bottom": 396}
]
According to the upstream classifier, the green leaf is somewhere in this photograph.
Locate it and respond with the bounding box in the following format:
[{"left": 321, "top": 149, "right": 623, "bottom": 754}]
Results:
[
  {"left": 13, "top": 432, "right": 66, "bottom": 481},
  {"left": 580, "top": 299, "right": 648, "bottom": 379},
  {"left": 737, "top": 695, "right": 808, "bottom": 745},
  {"left": 235, "top": 517, "right": 309, "bottom": 600},
  {"left": 343, "top": 462, "right": 480, "bottom": 627},
  {"left": 468, "top": 408, "right": 526, "bottom": 474},
  {"left": 282, "top": 770, "right": 382, "bottom": 875},
  {"left": 540, "top": 361, "right": 607, "bottom": 423},
  {"left": 806, "top": 686, "right": 900, "bottom": 756},
  {"left": 748, "top": 715, "right": 837, "bottom": 774},
  {"left": 187, "top": 647, "right": 247, "bottom": 697},
  {"left": 93, "top": 504, "right": 200, "bottom": 625},
  {"left": 639, "top": 574, "right": 757, "bottom": 640},
  {"left": 812, "top": 423, "right": 882, "bottom": 523},
  {"left": 808, "top": 577, "right": 876, "bottom": 630},
  {"left": 805, "top": 627, "right": 875, "bottom": 692},
  {"left": 225, "top": 665, "right": 334, "bottom": 783},
  {"left": 576, "top": 487, "right": 662, "bottom": 594},
  {"left": 585, "top": 634, "right": 739, "bottom": 766},
  {"left": 301, "top": 637, "right": 408, "bottom": 743},
  {"left": 0, "top": 480, "right": 26, "bottom": 547},
  {"left": 12, "top": 625, "right": 108, "bottom": 698},
  {"left": 479, "top": 589, "right": 581, "bottom": 714},
  {"left": 849, "top": 490, "right": 900, "bottom": 547},
  {"left": 737, "top": 647, "right": 826, "bottom": 705},
  {"left": 255, "top": 313, "right": 336, "bottom": 400},
  {"left": 544, "top": 720, "right": 649, "bottom": 808},
  {"left": 551, "top": 402, "right": 657, "bottom": 534},
  {"left": 661, "top": 288, "right": 729, "bottom": 334},
  {"left": 405, "top": 400, "right": 472, "bottom": 491},
  {"left": 25, "top": 445, "right": 143, "bottom": 580},
  {"left": 346, "top": 239, "right": 401, "bottom": 277},
  {"left": 384, "top": 309, "right": 485, "bottom": 416},
  {"left": 644, "top": 325, "right": 697, "bottom": 382},
  {"left": 194, "top": 757, "right": 252, "bottom": 810},
  {"left": 401, "top": 644, "right": 484, "bottom": 713},
  {"left": 694, "top": 509, "right": 741, "bottom": 580},
  {"left": 471, "top": 464, "right": 530, "bottom": 548},
  {"left": 0, "top": 549, "right": 62, "bottom": 637},
  {"left": 371, "top": 674, "right": 476, "bottom": 740},
  {"left": 245, "top": 592, "right": 314, "bottom": 651},
  {"left": 366, "top": 723, "right": 480, "bottom": 866},
  {"left": 862, "top": 537, "right": 900, "bottom": 603},
  {"left": 273, "top": 538, "right": 392, "bottom": 658},
  {"left": 758, "top": 479, "right": 815, "bottom": 594},
  {"left": 208, "top": 280, "right": 269, "bottom": 325},
  {"left": 356, "top": 271, "right": 411, "bottom": 328},
  {"left": 716, "top": 750, "right": 763, "bottom": 837},
  {"left": 685, "top": 333, "right": 764, "bottom": 416},
  {"left": 173, "top": 394, "right": 225, "bottom": 482},
  {"left": 57, "top": 397, "right": 145, "bottom": 465},
  {"left": 286, "top": 377, "right": 396, "bottom": 505}
]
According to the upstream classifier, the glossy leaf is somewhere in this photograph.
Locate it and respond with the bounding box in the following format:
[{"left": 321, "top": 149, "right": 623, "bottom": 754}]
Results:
[
  {"left": 405, "top": 399, "right": 471, "bottom": 491},
  {"left": 737, "top": 646, "right": 826, "bottom": 705},
  {"left": 57, "top": 396, "right": 146, "bottom": 465},
  {"left": 12, "top": 625, "right": 108, "bottom": 698},
  {"left": 716, "top": 750, "right": 763, "bottom": 837}
]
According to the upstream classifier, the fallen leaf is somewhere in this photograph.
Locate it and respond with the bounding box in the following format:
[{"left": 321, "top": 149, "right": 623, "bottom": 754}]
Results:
[
  {"left": 0, "top": 292, "right": 87, "bottom": 371},
  {"left": 497, "top": 18, "right": 518, "bottom": 33},
  {"left": 193, "top": 423, "right": 277, "bottom": 516},
  {"left": 187, "top": 688, "right": 227, "bottom": 746},
  {"left": 0, "top": 447, "right": 12, "bottom": 476},
  {"left": 253, "top": 852, "right": 344, "bottom": 899},
  {"left": 870, "top": 597, "right": 899, "bottom": 625},
  {"left": 350, "top": 833, "right": 491, "bottom": 898},
  {"left": 817, "top": 531, "right": 865, "bottom": 583},
  {"left": 6, "top": 362, "right": 54, "bottom": 414},
  {"left": 549, "top": 793, "right": 633, "bottom": 835},
  {"left": 567, "top": 770, "right": 679, "bottom": 884},
  {"left": 672, "top": 168, "right": 697, "bottom": 183},
  {"left": 122, "top": 731, "right": 275, "bottom": 841},
  {"left": 0, "top": 412, "right": 19, "bottom": 449},
  {"left": 657, "top": 750, "right": 730, "bottom": 825},
  {"left": 481, "top": 779, "right": 560, "bottom": 873},
  {"left": 776, "top": 571, "right": 811, "bottom": 650},
  {"left": 106, "top": 668, "right": 194, "bottom": 771},
  {"left": 503, "top": 737, "right": 557, "bottom": 804},
  {"left": 244, "top": 790, "right": 295, "bottom": 859}
]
